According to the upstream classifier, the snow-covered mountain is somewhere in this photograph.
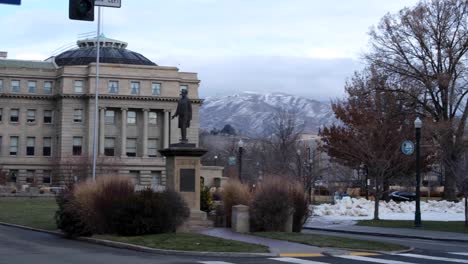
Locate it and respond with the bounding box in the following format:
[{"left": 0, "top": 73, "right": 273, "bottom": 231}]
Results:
[{"left": 199, "top": 92, "right": 335, "bottom": 137}]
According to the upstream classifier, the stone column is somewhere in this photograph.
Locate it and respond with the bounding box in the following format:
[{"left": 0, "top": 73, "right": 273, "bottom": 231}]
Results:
[
  {"left": 142, "top": 108, "right": 149, "bottom": 157},
  {"left": 99, "top": 107, "right": 105, "bottom": 155},
  {"left": 121, "top": 108, "right": 127, "bottom": 157},
  {"left": 163, "top": 110, "right": 170, "bottom": 149}
]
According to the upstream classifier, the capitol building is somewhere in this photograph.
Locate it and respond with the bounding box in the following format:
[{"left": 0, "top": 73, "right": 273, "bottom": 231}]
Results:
[{"left": 0, "top": 36, "right": 207, "bottom": 187}]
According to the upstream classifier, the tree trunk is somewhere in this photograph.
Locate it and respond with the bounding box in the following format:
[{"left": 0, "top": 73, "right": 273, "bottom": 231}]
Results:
[
  {"left": 373, "top": 175, "right": 381, "bottom": 220},
  {"left": 382, "top": 177, "right": 390, "bottom": 202},
  {"left": 443, "top": 164, "right": 458, "bottom": 201},
  {"left": 373, "top": 193, "right": 380, "bottom": 220}
]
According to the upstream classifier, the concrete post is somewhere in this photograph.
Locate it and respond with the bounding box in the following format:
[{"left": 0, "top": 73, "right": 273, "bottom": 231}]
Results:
[
  {"left": 283, "top": 209, "right": 294, "bottom": 232},
  {"left": 231, "top": 205, "right": 250, "bottom": 233}
]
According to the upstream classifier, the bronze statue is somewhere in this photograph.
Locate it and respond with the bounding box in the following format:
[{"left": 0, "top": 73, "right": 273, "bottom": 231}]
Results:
[{"left": 172, "top": 89, "right": 192, "bottom": 143}]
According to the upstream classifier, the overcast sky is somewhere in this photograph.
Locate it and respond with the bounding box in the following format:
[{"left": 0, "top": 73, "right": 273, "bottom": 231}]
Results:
[{"left": 0, "top": 0, "right": 419, "bottom": 100}]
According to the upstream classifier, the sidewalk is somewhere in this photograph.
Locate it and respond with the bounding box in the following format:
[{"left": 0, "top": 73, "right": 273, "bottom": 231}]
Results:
[
  {"left": 197, "top": 228, "right": 347, "bottom": 256},
  {"left": 304, "top": 218, "right": 468, "bottom": 243}
]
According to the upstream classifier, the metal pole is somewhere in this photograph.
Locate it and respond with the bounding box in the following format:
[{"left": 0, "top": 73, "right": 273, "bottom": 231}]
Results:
[
  {"left": 238, "top": 147, "right": 243, "bottom": 183},
  {"left": 92, "top": 6, "right": 102, "bottom": 181},
  {"left": 415, "top": 126, "right": 422, "bottom": 227}
]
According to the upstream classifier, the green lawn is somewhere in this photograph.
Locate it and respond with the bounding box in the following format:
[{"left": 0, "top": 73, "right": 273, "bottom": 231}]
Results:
[
  {"left": 0, "top": 198, "right": 268, "bottom": 253},
  {"left": 0, "top": 198, "right": 58, "bottom": 230},
  {"left": 254, "top": 232, "right": 408, "bottom": 251},
  {"left": 357, "top": 220, "right": 468, "bottom": 233},
  {"left": 97, "top": 233, "right": 269, "bottom": 253}
]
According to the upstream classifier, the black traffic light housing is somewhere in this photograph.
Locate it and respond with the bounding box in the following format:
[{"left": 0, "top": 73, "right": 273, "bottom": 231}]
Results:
[{"left": 69, "top": 0, "right": 94, "bottom": 21}]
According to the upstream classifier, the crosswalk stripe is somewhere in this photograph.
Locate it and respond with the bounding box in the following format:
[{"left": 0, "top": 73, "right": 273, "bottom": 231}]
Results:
[
  {"left": 198, "top": 262, "right": 234, "bottom": 264},
  {"left": 269, "top": 257, "right": 329, "bottom": 264},
  {"left": 450, "top": 252, "right": 468, "bottom": 256},
  {"left": 337, "top": 255, "right": 416, "bottom": 264},
  {"left": 400, "top": 253, "right": 468, "bottom": 263}
]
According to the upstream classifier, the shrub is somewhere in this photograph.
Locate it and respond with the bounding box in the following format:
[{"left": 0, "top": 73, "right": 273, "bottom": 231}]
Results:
[
  {"left": 290, "top": 182, "right": 311, "bottom": 232},
  {"left": 250, "top": 176, "right": 292, "bottom": 232},
  {"left": 222, "top": 179, "right": 251, "bottom": 227},
  {"left": 90, "top": 176, "right": 134, "bottom": 233},
  {"left": 112, "top": 189, "right": 190, "bottom": 236},
  {"left": 55, "top": 188, "right": 93, "bottom": 237},
  {"left": 200, "top": 184, "right": 213, "bottom": 213}
]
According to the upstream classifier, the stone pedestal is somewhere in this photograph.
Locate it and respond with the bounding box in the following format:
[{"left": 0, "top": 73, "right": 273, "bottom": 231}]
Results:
[{"left": 160, "top": 144, "right": 210, "bottom": 231}]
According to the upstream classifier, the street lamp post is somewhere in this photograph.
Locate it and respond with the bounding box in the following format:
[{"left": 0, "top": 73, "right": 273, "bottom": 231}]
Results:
[
  {"left": 238, "top": 139, "right": 244, "bottom": 183},
  {"left": 214, "top": 155, "right": 218, "bottom": 166},
  {"left": 414, "top": 117, "right": 422, "bottom": 227}
]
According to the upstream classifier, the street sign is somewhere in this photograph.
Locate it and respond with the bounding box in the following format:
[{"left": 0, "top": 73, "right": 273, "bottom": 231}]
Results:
[
  {"left": 401, "top": 140, "right": 415, "bottom": 155},
  {"left": 94, "top": 0, "right": 121, "bottom": 8},
  {"left": 0, "top": 0, "right": 21, "bottom": 5},
  {"left": 228, "top": 156, "right": 236, "bottom": 166}
]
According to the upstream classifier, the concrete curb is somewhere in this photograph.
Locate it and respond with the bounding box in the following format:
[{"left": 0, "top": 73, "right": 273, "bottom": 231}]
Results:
[
  {"left": 303, "top": 226, "right": 468, "bottom": 243},
  {"left": 0, "top": 222, "right": 275, "bottom": 258}
]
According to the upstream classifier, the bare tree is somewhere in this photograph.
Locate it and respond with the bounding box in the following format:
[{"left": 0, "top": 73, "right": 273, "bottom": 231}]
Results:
[
  {"left": 366, "top": 0, "right": 468, "bottom": 200},
  {"left": 263, "top": 107, "right": 304, "bottom": 177}
]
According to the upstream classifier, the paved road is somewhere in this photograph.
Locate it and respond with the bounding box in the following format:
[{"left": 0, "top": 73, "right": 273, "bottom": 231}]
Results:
[
  {"left": 302, "top": 229, "right": 468, "bottom": 252},
  {"left": 1, "top": 225, "right": 468, "bottom": 264}
]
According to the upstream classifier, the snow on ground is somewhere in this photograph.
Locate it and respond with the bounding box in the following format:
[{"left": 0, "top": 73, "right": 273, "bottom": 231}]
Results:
[{"left": 312, "top": 197, "right": 466, "bottom": 221}]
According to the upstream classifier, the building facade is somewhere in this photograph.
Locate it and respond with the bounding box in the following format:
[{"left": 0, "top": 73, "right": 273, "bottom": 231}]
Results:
[{"left": 0, "top": 36, "right": 201, "bottom": 187}]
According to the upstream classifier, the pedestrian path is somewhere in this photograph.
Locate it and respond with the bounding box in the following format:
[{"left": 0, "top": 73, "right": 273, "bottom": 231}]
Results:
[
  {"left": 197, "top": 252, "right": 468, "bottom": 264},
  {"left": 197, "top": 228, "right": 324, "bottom": 254}
]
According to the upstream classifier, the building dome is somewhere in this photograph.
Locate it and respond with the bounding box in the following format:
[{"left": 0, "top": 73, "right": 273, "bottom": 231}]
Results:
[{"left": 54, "top": 35, "right": 156, "bottom": 66}]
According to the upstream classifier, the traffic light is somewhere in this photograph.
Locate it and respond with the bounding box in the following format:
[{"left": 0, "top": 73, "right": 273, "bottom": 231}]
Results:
[{"left": 69, "top": 0, "right": 94, "bottom": 21}]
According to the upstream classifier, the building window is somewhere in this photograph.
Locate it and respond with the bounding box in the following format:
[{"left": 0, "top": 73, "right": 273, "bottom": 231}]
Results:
[
  {"left": 127, "top": 111, "right": 136, "bottom": 124},
  {"left": 126, "top": 138, "right": 136, "bottom": 157},
  {"left": 43, "top": 170, "right": 51, "bottom": 184},
  {"left": 26, "top": 170, "right": 35, "bottom": 184},
  {"left": 149, "top": 112, "right": 157, "bottom": 125},
  {"left": 11, "top": 80, "right": 20, "bottom": 93},
  {"left": 74, "top": 80, "right": 83, "bottom": 93},
  {"left": 105, "top": 110, "right": 115, "bottom": 124},
  {"left": 130, "top": 81, "right": 140, "bottom": 95},
  {"left": 44, "top": 81, "right": 52, "bottom": 94},
  {"left": 104, "top": 138, "right": 115, "bottom": 156},
  {"left": 26, "top": 137, "right": 35, "bottom": 156},
  {"left": 44, "top": 110, "right": 52, "bottom": 124},
  {"left": 0, "top": 108, "right": 2, "bottom": 122},
  {"left": 10, "top": 109, "right": 19, "bottom": 122},
  {"left": 148, "top": 139, "right": 158, "bottom": 157},
  {"left": 10, "top": 136, "right": 18, "bottom": 156},
  {"left": 73, "top": 137, "right": 82, "bottom": 156},
  {"left": 43, "top": 137, "right": 52, "bottom": 156},
  {"left": 151, "top": 82, "right": 161, "bottom": 96},
  {"left": 0, "top": 79, "right": 3, "bottom": 93},
  {"left": 74, "top": 109, "right": 83, "bottom": 123},
  {"left": 27, "top": 110, "right": 36, "bottom": 123},
  {"left": 28, "top": 81, "right": 37, "bottom": 93},
  {"left": 9, "top": 170, "right": 18, "bottom": 183},
  {"left": 109, "top": 81, "right": 118, "bottom": 94},
  {"left": 180, "top": 85, "right": 188, "bottom": 92}
]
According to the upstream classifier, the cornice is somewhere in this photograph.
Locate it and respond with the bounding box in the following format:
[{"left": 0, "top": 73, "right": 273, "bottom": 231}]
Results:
[
  {"left": 0, "top": 93, "right": 56, "bottom": 100},
  {"left": 59, "top": 93, "right": 203, "bottom": 104}
]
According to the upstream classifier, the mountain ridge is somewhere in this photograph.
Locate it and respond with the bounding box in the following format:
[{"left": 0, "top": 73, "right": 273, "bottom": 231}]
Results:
[{"left": 199, "top": 92, "right": 335, "bottom": 137}]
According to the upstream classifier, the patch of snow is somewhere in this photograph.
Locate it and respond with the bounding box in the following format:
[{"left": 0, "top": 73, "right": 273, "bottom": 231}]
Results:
[{"left": 312, "top": 197, "right": 466, "bottom": 221}]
